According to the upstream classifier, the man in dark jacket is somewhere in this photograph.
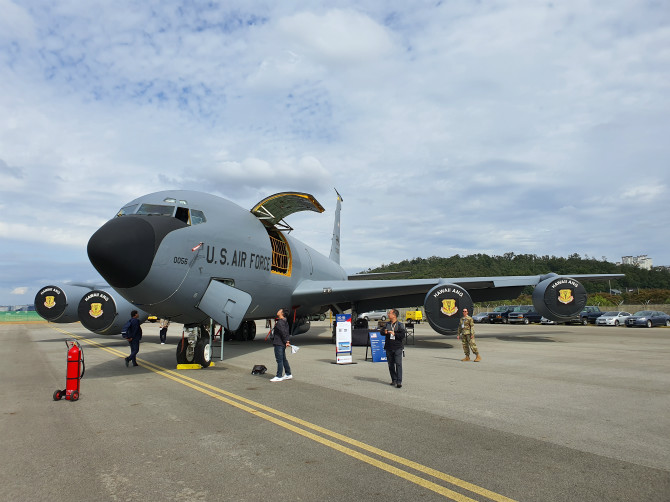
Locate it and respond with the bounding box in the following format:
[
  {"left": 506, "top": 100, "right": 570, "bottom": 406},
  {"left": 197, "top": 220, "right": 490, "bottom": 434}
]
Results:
[
  {"left": 124, "top": 310, "right": 142, "bottom": 367},
  {"left": 382, "top": 309, "right": 406, "bottom": 388},
  {"left": 270, "top": 308, "right": 292, "bottom": 382}
]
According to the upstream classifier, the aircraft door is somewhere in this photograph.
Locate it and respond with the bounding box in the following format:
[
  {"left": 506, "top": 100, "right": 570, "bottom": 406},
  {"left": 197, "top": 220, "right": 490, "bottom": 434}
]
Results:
[{"left": 196, "top": 280, "right": 252, "bottom": 332}]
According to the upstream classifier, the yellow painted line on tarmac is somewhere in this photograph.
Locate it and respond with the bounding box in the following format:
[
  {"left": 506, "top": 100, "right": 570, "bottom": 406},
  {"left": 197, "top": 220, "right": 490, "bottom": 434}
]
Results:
[{"left": 51, "top": 327, "right": 517, "bottom": 502}]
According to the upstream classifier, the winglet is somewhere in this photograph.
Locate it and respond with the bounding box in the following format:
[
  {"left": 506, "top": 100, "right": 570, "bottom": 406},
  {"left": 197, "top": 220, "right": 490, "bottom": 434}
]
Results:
[{"left": 329, "top": 189, "right": 342, "bottom": 264}]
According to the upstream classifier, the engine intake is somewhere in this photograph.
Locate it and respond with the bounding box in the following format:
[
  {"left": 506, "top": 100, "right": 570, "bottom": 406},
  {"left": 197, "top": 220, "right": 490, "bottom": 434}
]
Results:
[
  {"left": 78, "top": 290, "right": 148, "bottom": 335},
  {"left": 532, "top": 276, "right": 587, "bottom": 322},
  {"left": 34, "top": 284, "right": 91, "bottom": 323},
  {"left": 424, "top": 283, "right": 473, "bottom": 335}
]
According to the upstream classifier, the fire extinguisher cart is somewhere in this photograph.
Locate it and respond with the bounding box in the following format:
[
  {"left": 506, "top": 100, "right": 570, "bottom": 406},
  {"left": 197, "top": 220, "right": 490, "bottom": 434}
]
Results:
[{"left": 53, "top": 340, "right": 85, "bottom": 401}]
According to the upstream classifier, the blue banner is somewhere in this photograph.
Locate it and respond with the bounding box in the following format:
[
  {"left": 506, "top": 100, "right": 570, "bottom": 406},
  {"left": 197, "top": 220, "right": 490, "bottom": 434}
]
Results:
[{"left": 368, "top": 331, "right": 387, "bottom": 362}]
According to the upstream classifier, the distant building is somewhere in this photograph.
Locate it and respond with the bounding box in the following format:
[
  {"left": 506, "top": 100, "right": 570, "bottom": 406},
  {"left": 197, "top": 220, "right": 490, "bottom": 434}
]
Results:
[{"left": 621, "top": 255, "right": 653, "bottom": 270}]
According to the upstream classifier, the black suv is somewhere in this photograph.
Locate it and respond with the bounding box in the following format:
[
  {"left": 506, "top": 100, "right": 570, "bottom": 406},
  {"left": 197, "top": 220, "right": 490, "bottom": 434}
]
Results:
[
  {"left": 488, "top": 305, "right": 518, "bottom": 324},
  {"left": 507, "top": 305, "right": 542, "bottom": 324}
]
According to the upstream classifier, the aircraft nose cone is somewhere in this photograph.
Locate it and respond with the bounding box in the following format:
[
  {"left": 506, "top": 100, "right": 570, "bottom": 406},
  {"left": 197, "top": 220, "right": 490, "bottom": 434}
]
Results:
[{"left": 87, "top": 217, "right": 157, "bottom": 289}]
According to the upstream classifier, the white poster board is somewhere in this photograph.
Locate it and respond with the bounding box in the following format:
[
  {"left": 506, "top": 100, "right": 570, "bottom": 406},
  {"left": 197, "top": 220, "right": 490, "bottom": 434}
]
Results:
[{"left": 335, "top": 314, "right": 353, "bottom": 364}]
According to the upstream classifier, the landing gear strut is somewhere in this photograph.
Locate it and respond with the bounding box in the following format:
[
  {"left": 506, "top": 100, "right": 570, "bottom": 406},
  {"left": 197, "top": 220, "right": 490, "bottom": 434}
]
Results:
[{"left": 177, "top": 324, "right": 212, "bottom": 367}]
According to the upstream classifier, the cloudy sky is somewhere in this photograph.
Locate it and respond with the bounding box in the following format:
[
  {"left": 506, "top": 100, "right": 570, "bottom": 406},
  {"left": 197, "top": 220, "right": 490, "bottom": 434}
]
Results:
[{"left": 1, "top": 0, "right": 669, "bottom": 306}]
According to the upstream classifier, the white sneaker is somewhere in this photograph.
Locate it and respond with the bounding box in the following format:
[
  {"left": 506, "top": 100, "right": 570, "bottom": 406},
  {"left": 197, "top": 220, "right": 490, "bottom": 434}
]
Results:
[
  {"left": 270, "top": 376, "right": 283, "bottom": 382},
  {"left": 282, "top": 374, "right": 293, "bottom": 380},
  {"left": 161, "top": 342, "right": 165, "bottom": 345}
]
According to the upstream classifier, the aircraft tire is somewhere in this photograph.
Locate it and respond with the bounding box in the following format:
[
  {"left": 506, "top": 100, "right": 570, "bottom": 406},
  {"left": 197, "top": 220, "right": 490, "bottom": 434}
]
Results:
[
  {"left": 194, "top": 338, "right": 211, "bottom": 367},
  {"left": 234, "top": 323, "right": 248, "bottom": 341},
  {"left": 246, "top": 321, "right": 256, "bottom": 341}
]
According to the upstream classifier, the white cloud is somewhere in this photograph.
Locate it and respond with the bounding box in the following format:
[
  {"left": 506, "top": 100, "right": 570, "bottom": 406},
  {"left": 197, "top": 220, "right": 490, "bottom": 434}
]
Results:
[
  {"left": 0, "top": 1, "right": 669, "bottom": 304},
  {"left": 277, "top": 9, "right": 395, "bottom": 67},
  {"left": 0, "top": 0, "right": 36, "bottom": 43},
  {"left": 11, "top": 287, "right": 28, "bottom": 295}
]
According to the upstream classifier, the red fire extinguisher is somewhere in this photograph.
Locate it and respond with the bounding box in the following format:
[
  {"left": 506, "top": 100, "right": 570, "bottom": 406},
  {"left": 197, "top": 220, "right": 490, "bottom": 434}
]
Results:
[{"left": 53, "top": 340, "right": 85, "bottom": 401}]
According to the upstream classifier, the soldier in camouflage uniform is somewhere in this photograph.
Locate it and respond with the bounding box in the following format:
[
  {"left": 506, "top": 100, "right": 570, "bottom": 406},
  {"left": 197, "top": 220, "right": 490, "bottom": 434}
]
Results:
[{"left": 457, "top": 308, "right": 481, "bottom": 362}]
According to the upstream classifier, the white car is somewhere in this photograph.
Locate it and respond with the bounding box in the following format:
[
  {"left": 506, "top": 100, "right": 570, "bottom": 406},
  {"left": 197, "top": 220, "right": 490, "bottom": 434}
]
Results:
[
  {"left": 358, "top": 310, "right": 387, "bottom": 321},
  {"left": 595, "top": 311, "right": 631, "bottom": 326},
  {"left": 540, "top": 317, "right": 558, "bottom": 325}
]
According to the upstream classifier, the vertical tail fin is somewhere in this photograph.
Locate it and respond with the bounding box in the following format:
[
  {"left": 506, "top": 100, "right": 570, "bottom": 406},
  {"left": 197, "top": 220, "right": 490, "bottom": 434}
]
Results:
[{"left": 329, "top": 189, "right": 342, "bottom": 264}]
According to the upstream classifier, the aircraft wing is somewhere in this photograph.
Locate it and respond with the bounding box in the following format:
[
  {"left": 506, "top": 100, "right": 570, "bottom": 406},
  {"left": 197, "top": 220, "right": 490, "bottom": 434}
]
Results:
[{"left": 292, "top": 273, "right": 624, "bottom": 311}]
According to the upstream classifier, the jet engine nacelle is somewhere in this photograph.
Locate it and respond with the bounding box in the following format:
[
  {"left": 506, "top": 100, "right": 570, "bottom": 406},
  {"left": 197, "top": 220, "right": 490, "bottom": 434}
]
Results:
[
  {"left": 34, "top": 284, "right": 92, "bottom": 323},
  {"left": 77, "top": 289, "right": 148, "bottom": 335},
  {"left": 424, "top": 283, "right": 474, "bottom": 335},
  {"left": 532, "top": 275, "right": 587, "bottom": 322}
]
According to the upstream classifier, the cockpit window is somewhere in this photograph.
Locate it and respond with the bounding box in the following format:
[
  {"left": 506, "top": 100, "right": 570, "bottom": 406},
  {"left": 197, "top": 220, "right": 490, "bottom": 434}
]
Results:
[
  {"left": 191, "top": 209, "right": 206, "bottom": 225},
  {"left": 116, "top": 204, "right": 138, "bottom": 217},
  {"left": 136, "top": 204, "right": 175, "bottom": 217},
  {"left": 116, "top": 201, "right": 206, "bottom": 225},
  {"left": 175, "top": 207, "right": 189, "bottom": 224}
]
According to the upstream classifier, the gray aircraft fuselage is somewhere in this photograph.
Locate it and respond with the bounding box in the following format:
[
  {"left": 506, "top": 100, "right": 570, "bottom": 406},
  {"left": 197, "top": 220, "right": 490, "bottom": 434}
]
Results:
[{"left": 87, "top": 191, "right": 346, "bottom": 326}]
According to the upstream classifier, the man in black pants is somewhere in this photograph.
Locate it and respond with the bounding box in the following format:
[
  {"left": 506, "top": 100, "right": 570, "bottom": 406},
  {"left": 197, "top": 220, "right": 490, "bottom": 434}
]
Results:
[
  {"left": 124, "top": 310, "right": 142, "bottom": 367},
  {"left": 382, "top": 309, "right": 406, "bottom": 388}
]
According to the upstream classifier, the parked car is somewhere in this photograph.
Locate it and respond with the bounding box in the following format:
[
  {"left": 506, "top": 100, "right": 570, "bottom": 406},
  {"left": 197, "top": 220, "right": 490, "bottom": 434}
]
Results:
[
  {"left": 488, "top": 305, "right": 518, "bottom": 324},
  {"left": 309, "top": 313, "right": 327, "bottom": 321},
  {"left": 540, "top": 317, "right": 557, "bottom": 325},
  {"left": 595, "top": 311, "right": 631, "bottom": 326},
  {"left": 507, "top": 305, "right": 542, "bottom": 324},
  {"left": 625, "top": 310, "right": 670, "bottom": 328},
  {"left": 472, "top": 312, "right": 492, "bottom": 323},
  {"left": 358, "top": 310, "right": 387, "bottom": 321}
]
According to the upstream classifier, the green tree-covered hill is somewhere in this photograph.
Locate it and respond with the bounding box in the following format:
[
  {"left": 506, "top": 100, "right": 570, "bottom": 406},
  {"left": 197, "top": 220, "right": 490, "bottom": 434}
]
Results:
[{"left": 361, "top": 253, "right": 670, "bottom": 304}]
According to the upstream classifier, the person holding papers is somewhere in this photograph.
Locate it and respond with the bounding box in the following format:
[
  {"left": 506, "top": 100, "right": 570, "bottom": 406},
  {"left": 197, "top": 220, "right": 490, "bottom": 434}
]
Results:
[
  {"left": 382, "top": 309, "right": 406, "bottom": 388},
  {"left": 270, "top": 308, "right": 293, "bottom": 382}
]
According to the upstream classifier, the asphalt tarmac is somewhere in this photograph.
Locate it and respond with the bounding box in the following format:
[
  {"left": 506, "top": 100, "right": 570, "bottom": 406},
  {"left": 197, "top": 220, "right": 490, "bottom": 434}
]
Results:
[{"left": 1, "top": 320, "right": 669, "bottom": 501}]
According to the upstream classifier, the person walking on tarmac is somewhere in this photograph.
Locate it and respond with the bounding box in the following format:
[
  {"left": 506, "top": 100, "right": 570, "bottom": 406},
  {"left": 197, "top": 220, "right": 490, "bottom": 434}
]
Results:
[
  {"left": 125, "top": 310, "right": 142, "bottom": 367},
  {"left": 270, "top": 308, "right": 292, "bottom": 382},
  {"left": 382, "top": 309, "right": 406, "bottom": 388},
  {"left": 457, "top": 308, "right": 481, "bottom": 362},
  {"left": 159, "top": 318, "right": 170, "bottom": 344}
]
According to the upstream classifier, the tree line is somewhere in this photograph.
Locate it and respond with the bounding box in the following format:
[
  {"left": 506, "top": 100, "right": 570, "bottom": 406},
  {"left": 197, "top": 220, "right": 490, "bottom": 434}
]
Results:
[{"left": 361, "top": 253, "right": 670, "bottom": 305}]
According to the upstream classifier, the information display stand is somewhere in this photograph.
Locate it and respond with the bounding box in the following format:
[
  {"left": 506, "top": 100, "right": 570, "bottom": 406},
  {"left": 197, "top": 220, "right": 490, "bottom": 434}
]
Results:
[{"left": 335, "top": 314, "right": 353, "bottom": 364}]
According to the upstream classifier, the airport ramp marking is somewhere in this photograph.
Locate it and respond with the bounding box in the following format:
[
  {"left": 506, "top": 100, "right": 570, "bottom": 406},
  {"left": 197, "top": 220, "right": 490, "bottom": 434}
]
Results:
[{"left": 52, "top": 327, "right": 517, "bottom": 502}]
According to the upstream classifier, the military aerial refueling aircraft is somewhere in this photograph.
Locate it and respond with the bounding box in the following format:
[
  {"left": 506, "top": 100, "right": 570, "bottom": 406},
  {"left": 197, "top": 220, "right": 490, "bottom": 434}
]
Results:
[{"left": 35, "top": 190, "right": 623, "bottom": 366}]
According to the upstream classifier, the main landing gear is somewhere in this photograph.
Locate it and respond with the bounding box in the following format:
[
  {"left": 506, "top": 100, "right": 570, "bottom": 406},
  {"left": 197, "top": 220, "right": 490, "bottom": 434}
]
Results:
[{"left": 222, "top": 320, "right": 257, "bottom": 341}]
